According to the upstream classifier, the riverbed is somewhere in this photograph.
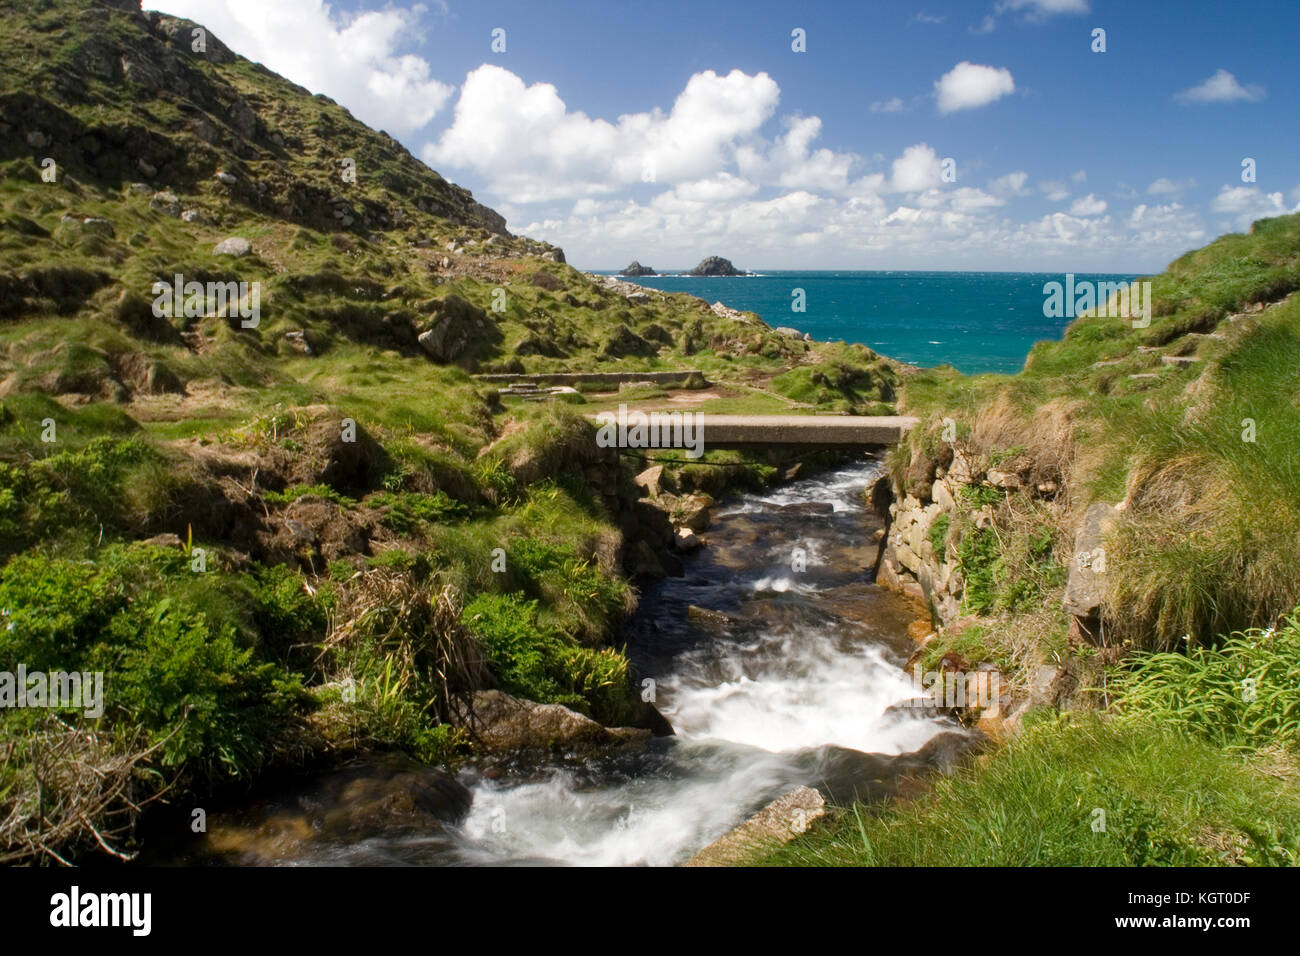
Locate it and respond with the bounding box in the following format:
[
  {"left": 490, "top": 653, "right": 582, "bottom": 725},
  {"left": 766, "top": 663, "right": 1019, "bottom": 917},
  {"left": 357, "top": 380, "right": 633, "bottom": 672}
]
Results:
[{"left": 170, "top": 459, "right": 959, "bottom": 866}]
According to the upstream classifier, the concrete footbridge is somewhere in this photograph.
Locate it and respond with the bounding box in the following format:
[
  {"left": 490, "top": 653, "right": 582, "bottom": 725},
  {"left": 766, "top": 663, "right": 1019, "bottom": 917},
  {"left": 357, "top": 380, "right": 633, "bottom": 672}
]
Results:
[
  {"left": 589, "top": 410, "right": 919, "bottom": 455},
  {"left": 473, "top": 372, "right": 918, "bottom": 451},
  {"left": 674, "top": 414, "right": 918, "bottom": 449}
]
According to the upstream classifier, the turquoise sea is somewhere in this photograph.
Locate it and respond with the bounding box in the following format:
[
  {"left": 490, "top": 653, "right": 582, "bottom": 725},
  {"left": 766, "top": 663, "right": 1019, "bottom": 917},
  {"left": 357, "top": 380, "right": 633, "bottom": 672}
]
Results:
[{"left": 595, "top": 270, "right": 1140, "bottom": 375}]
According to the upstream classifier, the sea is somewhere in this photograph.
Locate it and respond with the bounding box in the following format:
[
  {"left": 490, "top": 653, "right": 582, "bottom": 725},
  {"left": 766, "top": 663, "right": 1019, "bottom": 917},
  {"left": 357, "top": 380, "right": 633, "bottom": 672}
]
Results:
[{"left": 593, "top": 270, "right": 1140, "bottom": 375}]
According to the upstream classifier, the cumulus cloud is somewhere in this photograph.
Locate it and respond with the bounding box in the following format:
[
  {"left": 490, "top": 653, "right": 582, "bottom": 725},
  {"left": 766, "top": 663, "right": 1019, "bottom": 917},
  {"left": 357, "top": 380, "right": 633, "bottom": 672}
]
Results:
[
  {"left": 934, "top": 62, "right": 1015, "bottom": 114},
  {"left": 870, "top": 97, "right": 907, "bottom": 113},
  {"left": 737, "top": 116, "right": 856, "bottom": 192},
  {"left": 1069, "top": 193, "right": 1107, "bottom": 216},
  {"left": 425, "top": 65, "right": 784, "bottom": 201},
  {"left": 1175, "top": 69, "right": 1266, "bottom": 104},
  {"left": 889, "top": 144, "right": 945, "bottom": 192},
  {"left": 160, "top": 0, "right": 453, "bottom": 135},
  {"left": 990, "top": 171, "right": 1031, "bottom": 197},
  {"left": 1210, "top": 185, "right": 1297, "bottom": 230}
]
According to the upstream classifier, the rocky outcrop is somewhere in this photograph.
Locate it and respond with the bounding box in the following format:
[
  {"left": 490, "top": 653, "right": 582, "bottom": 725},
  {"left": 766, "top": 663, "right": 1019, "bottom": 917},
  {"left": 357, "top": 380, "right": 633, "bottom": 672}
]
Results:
[
  {"left": 688, "top": 256, "right": 748, "bottom": 277},
  {"left": 619, "top": 261, "right": 656, "bottom": 276},
  {"left": 417, "top": 295, "right": 490, "bottom": 363},
  {"left": 192, "top": 756, "right": 472, "bottom": 865},
  {"left": 684, "top": 786, "right": 825, "bottom": 866},
  {"left": 1062, "top": 502, "right": 1120, "bottom": 641}
]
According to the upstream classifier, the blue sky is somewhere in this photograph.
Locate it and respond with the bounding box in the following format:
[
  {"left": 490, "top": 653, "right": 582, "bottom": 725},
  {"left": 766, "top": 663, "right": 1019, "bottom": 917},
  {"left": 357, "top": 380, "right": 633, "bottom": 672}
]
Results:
[{"left": 163, "top": 0, "right": 1299, "bottom": 271}]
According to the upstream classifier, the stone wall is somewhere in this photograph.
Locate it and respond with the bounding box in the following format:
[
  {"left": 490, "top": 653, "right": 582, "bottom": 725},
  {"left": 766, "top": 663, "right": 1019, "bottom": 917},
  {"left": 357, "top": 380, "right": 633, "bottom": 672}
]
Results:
[
  {"left": 875, "top": 451, "right": 982, "bottom": 630},
  {"left": 473, "top": 370, "right": 706, "bottom": 388}
]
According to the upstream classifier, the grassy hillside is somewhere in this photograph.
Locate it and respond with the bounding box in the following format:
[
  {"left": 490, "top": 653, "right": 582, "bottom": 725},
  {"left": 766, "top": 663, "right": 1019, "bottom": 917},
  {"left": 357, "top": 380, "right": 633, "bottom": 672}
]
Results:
[
  {"left": 0, "top": 0, "right": 904, "bottom": 864},
  {"left": 762, "top": 212, "right": 1300, "bottom": 866}
]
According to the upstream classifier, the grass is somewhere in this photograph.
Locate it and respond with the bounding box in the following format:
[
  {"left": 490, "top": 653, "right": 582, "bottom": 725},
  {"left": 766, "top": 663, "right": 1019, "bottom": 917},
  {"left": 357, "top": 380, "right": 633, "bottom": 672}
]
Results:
[
  {"left": 754, "top": 714, "right": 1300, "bottom": 866},
  {"left": 893, "top": 213, "right": 1300, "bottom": 652}
]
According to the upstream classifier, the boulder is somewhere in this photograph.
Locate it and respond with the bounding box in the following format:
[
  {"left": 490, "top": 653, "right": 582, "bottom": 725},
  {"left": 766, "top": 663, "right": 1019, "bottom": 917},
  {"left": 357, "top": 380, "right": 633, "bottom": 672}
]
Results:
[
  {"left": 450, "top": 690, "right": 649, "bottom": 757},
  {"left": 684, "top": 787, "right": 825, "bottom": 866},
  {"left": 675, "top": 527, "right": 701, "bottom": 551},
  {"left": 1062, "top": 502, "right": 1119, "bottom": 619},
  {"left": 149, "top": 190, "right": 180, "bottom": 216},
  {"left": 214, "top": 237, "right": 252, "bottom": 257},
  {"left": 417, "top": 295, "right": 487, "bottom": 363},
  {"left": 634, "top": 464, "right": 665, "bottom": 497},
  {"left": 677, "top": 493, "right": 713, "bottom": 531}
]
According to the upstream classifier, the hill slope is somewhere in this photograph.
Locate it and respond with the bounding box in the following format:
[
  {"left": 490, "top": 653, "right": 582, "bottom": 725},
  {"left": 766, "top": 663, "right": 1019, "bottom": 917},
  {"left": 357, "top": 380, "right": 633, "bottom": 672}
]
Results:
[{"left": 0, "top": 0, "right": 907, "bottom": 864}]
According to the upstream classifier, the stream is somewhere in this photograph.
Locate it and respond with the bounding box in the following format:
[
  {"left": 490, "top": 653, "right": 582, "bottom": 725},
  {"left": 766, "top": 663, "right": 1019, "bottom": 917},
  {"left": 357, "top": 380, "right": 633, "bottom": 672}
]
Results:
[{"left": 169, "top": 459, "right": 961, "bottom": 866}]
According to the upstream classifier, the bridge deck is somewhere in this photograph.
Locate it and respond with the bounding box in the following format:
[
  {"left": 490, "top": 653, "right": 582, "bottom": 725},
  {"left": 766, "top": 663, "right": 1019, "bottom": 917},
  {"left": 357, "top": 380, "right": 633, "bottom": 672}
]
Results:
[{"left": 591, "top": 412, "right": 919, "bottom": 448}]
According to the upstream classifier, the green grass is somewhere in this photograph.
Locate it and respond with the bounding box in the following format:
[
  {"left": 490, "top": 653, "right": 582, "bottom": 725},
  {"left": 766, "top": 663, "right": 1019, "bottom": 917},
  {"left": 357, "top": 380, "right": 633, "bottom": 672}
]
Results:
[
  {"left": 1109, "top": 612, "right": 1300, "bottom": 749},
  {"left": 753, "top": 714, "right": 1300, "bottom": 866},
  {"left": 893, "top": 213, "right": 1300, "bottom": 652}
]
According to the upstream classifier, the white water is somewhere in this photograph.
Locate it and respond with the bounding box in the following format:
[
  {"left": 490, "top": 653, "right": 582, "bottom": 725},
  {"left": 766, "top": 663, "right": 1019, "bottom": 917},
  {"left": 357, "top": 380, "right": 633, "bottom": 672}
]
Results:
[{"left": 448, "top": 462, "right": 952, "bottom": 866}]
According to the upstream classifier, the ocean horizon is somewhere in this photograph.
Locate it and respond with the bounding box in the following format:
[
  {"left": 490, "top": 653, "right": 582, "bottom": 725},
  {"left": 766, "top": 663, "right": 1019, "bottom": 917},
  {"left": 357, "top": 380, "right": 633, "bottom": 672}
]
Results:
[{"left": 593, "top": 269, "right": 1140, "bottom": 375}]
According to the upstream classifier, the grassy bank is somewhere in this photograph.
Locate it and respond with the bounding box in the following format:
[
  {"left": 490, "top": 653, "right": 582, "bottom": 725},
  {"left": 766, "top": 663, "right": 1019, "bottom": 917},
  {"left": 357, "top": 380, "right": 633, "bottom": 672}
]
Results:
[
  {"left": 762, "top": 213, "right": 1300, "bottom": 867},
  {"left": 757, "top": 615, "right": 1300, "bottom": 866}
]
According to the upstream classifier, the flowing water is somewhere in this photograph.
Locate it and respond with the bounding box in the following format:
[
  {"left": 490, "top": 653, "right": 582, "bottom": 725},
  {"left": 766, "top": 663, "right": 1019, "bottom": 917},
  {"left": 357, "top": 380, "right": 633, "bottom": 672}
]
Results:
[{"left": 171, "top": 459, "right": 959, "bottom": 867}]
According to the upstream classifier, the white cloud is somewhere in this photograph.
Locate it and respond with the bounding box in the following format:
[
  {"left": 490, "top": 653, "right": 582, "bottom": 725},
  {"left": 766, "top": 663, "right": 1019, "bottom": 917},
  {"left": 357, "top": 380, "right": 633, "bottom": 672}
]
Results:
[
  {"left": 738, "top": 115, "right": 857, "bottom": 192},
  {"left": 870, "top": 97, "right": 907, "bottom": 113},
  {"left": 425, "top": 65, "right": 786, "bottom": 202},
  {"left": 160, "top": 0, "right": 453, "bottom": 136},
  {"left": 990, "top": 171, "right": 1030, "bottom": 196},
  {"left": 1175, "top": 69, "right": 1266, "bottom": 104},
  {"left": 1039, "top": 179, "right": 1070, "bottom": 202},
  {"left": 995, "top": 0, "right": 1090, "bottom": 18},
  {"left": 1209, "top": 185, "right": 1297, "bottom": 229},
  {"left": 934, "top": 62, "right": 1015, "bottom": 114},
  {"left": 889, "top": 144, "right": 945, "bottom": 192},
  {"left": 1071, "top": 169, "right": 1087, "bottom": 183},
  {"left": 971, "top": 15, "right": 997, "bottom": 33},
  {"left": 914, "top": 12, "right": 946, "bottom": 24},
  {"left": 1069, "top": 193, "right": 1107, "bottom": 216},
  {"left": 1146, "top": 177, "right": 1196, "bottom": 196}
]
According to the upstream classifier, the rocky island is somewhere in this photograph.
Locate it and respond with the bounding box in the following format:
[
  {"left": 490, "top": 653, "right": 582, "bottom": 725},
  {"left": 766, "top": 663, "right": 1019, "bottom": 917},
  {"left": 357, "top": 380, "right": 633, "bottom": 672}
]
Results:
[
  {"left": 687, "top": 256, "right": 749, "bottom": 276},
  {"left": 619, "top": 260, "right": 657, "bottom": 276}
]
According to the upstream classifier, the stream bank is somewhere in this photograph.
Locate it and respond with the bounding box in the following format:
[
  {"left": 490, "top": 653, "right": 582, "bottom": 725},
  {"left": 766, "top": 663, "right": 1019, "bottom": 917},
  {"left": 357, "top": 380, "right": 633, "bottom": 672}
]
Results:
[{"left": 160, "top": 460, "right": 981, "bottom": 866}]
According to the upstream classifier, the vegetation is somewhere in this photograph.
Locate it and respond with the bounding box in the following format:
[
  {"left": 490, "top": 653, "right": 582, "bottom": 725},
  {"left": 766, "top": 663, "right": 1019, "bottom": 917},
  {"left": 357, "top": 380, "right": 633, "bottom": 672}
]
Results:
[
  {"left": 762, "top": 213, "right": 1300, "bottom": 868},
  {"left": 1, "top": 0, "right": 884, "bottom": 864},
  {"left": 755, "top": 714, "right": 1300, "bottom": 866}
]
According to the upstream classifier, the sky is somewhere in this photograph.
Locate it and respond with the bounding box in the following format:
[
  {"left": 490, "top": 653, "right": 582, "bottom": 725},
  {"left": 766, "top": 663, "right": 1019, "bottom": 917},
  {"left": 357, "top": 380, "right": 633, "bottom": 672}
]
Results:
[{"left": 158, "top": 0, "right": 1300, "bottom": 272}]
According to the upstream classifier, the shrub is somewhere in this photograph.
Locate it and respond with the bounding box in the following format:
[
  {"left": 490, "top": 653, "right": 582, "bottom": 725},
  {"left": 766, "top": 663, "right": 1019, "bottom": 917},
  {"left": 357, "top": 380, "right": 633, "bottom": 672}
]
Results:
[{"left": 460, "top": 592, "right": 633, "bottom": 723}]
